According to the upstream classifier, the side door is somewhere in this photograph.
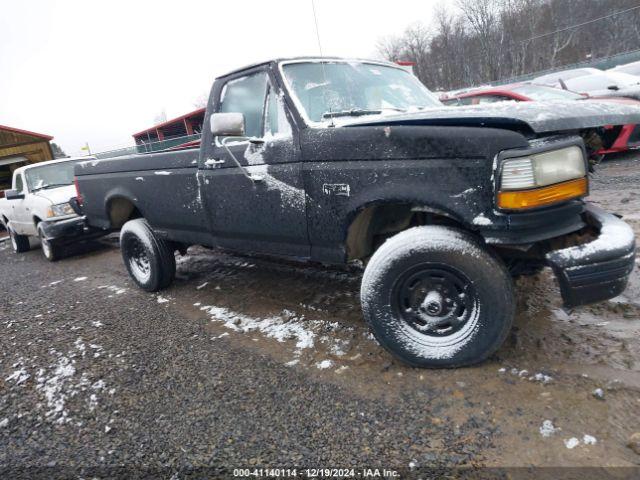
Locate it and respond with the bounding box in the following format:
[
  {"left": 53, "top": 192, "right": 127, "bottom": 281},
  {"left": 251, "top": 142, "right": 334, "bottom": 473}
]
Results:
[
  {"left": 199, "top": 68, "right": 309, "bottom": 258},
  {"left": 9, "top": 173, "right": 30, "bottom": 234}
]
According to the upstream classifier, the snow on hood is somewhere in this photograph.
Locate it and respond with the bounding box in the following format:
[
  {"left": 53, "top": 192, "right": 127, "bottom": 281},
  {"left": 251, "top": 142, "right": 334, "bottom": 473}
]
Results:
[
  {"left": 342, "top": 100, "right": 640, "bottom": 134},
  {"left": 33, "top": 185, "right": 76, "bottom": 205}
]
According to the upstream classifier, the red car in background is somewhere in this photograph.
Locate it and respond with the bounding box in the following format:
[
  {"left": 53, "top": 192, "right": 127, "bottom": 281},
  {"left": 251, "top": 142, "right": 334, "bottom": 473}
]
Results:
[{"left": 441, "top": 83, "right": 640, "bottom": 154}]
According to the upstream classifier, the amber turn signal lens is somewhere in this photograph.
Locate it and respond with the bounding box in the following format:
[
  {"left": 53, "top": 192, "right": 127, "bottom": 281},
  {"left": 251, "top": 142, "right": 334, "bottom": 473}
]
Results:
[{"left": 497, "top": 177, "right": 588, "bottom": 210}]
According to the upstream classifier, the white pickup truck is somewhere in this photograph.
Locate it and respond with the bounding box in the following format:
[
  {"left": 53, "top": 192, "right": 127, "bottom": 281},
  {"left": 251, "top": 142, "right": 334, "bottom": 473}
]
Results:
[{"left": 0, "top": 157, "right": 98, "bottom": 261}]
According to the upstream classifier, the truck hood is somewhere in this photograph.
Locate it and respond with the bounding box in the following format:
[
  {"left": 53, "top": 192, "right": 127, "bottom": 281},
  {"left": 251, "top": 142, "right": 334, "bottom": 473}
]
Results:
[
  {"left": 33, "top": 185, "right": 76, "bottom": 205},
  {"left": 342, "top": 100, "right": 640, "bottom": 134}
]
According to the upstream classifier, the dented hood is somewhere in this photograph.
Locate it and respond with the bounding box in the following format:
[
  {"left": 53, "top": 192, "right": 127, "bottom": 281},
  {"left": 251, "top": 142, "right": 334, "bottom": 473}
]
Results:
[{"left": 342, "top": 100, "right": 640, "bottom": 134}]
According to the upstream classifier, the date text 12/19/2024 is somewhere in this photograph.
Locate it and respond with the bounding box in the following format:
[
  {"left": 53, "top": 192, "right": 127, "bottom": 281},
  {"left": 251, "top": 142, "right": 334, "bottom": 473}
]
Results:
[{"left": 233, "top": 468, "right": 400, "bottom": 478}]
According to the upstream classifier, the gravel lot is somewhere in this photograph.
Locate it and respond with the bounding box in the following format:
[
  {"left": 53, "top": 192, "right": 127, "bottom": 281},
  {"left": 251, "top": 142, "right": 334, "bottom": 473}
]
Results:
[{"left": 1, "top": 154, "right": 640, "bottom": 478}]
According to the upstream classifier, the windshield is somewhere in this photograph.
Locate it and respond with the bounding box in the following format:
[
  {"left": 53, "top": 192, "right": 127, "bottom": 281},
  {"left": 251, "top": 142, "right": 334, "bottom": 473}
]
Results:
[
  {"left": 512, "top": 84, "right": 583, "bottom": 101},
  {"left": 26, "top": 160, "right": 78, "bottom": 191},
  {"left": 281, "top": 61, "right": 441, "bottom": 124}
]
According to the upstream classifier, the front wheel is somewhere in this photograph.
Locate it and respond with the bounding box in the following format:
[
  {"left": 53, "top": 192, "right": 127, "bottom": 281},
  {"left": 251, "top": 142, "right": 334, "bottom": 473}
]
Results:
[
  {"left": 360, "top": 226, "right": 515, "bottom": 368},
  {"left": 8, "top": 225, "right": 30, "bottom": 254},
  {"left": 38, "top": 224, "right": 61, "bottom": 262},
  {"left": 120, "top": 218, "right": 176, "bottom": 292}
]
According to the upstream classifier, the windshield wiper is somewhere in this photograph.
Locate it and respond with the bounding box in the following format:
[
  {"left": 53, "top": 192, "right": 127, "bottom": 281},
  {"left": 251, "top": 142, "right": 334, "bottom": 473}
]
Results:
[
  {"left": 322, "top": 107, "right": 412, "bottom": 119},
  {"left": 322, "top": 109, "right": 383, "bottom": 119},
  {"left": 33, "top": 183, "right": 71, "bottom": 191}
]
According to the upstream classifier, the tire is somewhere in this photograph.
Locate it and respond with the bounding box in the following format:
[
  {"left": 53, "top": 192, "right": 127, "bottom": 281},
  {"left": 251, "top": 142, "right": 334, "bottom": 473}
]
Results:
[
  {"left": 38, "top": 224, "right": 61, "bottom": 262},
  {"left": 120, "top": 218, "right": 176, "bottom": 292},
  {"left": 360, "top": 226, "right": 515, "bottom": 368},
  {"left": 8, "top": 225, "right": 30, "bottom": 254}
]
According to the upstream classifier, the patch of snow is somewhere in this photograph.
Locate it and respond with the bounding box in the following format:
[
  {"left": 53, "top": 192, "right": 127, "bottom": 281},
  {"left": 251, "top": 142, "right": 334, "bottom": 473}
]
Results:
[
  {"left": 135, "top": 177, "right": 144, "bottom": 181},
  {"left": 452, "top": 187, "right": 477, "bottom": 198},
  {"left": 583, "top": 434, "right": 597, "bottom": 445},
  {"left": 157, "top": 296, "right": 169, "bottom": 304},
  {"left": 49, "top": 280, "right": 63, "bottom": 286},
  {"left": 196, "top": 282, "right": 208, "bottom": 290},
  {"left": 35, "top": 356, "right": 77, "bottom": 423},
  {"left": 99, "top": 285, "right": 126, "bottom": 295},
  {"left": 0, "top": 418, "right": 8, "bottom": 428},
  {"left": 154, "top": 171, "right": 172, "bottom": 176},
  {"left": 530, "top": 372, "right": 553, "bottom": 384},
  {"left": 548, "top": 208, "right": 634, "bottom": 263},
  {"left": 247, "top": 164, "right": 306, "bottom": 210},
  {"left": 73, "top": 277, "right": 88, "bottom": 282},
  {"left": 564, "top": 437, "right": 580, "bottom": 449},
  {"left": 202, "top": 305, "right": 316, "bottom": 351},
  {"left": 5, "top": 368, "right": 30, "bottom": 385},
  {"left": 91, "top": 321, "right": 104, "bottom": 327},
  {"left": 592, "top": 388, "right": 605, "bottom": 399},
  {"left": 472, "top": 213, "right": 492, "bottom": 226},
  {"left": 285, "top": 359, "right": 299, "bottom": 367},
  {"left": 316, "top": 360, "right": 334, "bottom": 369},
  {"left": 540, "top": 420, "right": 559, "bottom": 437}
]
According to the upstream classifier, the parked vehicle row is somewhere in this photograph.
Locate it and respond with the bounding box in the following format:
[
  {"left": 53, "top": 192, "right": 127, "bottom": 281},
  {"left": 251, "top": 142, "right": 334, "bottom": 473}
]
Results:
[
  {"left": 441, "top": 83, "right": 640, "bottom": 155},
  {"left": 3, "top": 57, "right": 640, "bottom": 369}
]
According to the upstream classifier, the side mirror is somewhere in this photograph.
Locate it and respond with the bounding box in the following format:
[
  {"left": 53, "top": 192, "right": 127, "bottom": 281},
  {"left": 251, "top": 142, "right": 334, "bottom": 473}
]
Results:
[
  {"left": 210, "top": 112, "right": 246, "bottom": 137},
  {"left": 5, "top": 189, "right": 25, "bottom": 200}
]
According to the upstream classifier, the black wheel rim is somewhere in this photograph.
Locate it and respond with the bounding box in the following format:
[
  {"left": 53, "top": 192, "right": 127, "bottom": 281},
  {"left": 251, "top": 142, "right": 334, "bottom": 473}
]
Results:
[
  {"left": 124, "top": 236, "right": 151, "bottom": 282},
  {"left": 392, "top": 263, "right": 478, "bottom": 337}
]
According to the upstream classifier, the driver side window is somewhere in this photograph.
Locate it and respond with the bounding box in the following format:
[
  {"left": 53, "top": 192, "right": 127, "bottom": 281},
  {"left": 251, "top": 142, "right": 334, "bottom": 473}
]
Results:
[{"left": 218, "top": 72, "right": 268, "bottom": 138}]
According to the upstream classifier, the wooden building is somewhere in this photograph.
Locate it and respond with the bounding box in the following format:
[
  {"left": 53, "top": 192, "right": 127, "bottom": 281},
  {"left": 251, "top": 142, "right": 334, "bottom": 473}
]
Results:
[
  {"left": 132, "top": 108, "right": 205, "bottom": 153},
  {"left": 0, "top": 124, "right": 54, "bottom": 192}
]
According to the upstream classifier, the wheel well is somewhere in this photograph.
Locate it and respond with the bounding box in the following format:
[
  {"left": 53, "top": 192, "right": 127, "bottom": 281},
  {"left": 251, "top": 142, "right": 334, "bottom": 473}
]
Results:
[
  {"left": 107, "top": 197, "right": 141, "bottom": 229},
  {"left": 345, "top": 203, "right": 465, "bottom": 261},
  {"left": 33, "top": 216, "right": 42, "bottom": 227}
]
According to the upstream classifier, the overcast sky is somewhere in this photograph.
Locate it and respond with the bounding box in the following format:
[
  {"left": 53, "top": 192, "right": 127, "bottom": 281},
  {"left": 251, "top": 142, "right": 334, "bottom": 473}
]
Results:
[{"left": 0, "top": 0, "right": 455, "bottom": 156}]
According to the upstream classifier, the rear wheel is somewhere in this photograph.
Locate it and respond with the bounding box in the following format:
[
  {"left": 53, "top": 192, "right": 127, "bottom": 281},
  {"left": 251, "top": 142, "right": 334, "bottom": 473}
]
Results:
[
  {"left": 37, "top": 224, "right": 61, "bottom": 262},
  {"left": 8, "top": 226, "right": 30, "bottom": 254},
  {"left": 361, "top": 226, "right": 515, "bottom": 368},
  {"left": 120, "top": 218, "right": 176, "bottom": 291}
]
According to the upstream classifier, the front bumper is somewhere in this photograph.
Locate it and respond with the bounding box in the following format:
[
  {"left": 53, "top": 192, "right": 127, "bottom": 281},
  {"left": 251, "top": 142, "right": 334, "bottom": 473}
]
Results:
[
  {"left": 40, "top": 216, "right": 105, "bottom": 245},
  {"left": 546, "top": 204, "right": 636, "bottom": 308}
]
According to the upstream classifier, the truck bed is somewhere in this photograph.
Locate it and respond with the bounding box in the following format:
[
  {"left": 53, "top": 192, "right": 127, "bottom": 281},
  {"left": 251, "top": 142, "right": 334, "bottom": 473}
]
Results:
[{"left": 75, "top": 148, "right": 210, "bottom": 241}]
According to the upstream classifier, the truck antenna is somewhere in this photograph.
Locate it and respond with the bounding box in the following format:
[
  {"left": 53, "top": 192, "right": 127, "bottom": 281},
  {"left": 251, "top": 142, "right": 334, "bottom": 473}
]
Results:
[{"left": 310, "top": 0, "right": 334, "bottom": 126}]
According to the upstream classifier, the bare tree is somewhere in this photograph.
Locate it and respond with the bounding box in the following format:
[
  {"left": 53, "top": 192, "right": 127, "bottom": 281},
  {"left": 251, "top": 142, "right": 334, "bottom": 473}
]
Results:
[
  {"left": 376, "top": 0, "right": 640, "bottom": 91},
  {"left": 153, "top": 109, "right": 167, "bottom": 125},
  {"left": 193, "top": 92, "right": 209, "bottom": 109}
]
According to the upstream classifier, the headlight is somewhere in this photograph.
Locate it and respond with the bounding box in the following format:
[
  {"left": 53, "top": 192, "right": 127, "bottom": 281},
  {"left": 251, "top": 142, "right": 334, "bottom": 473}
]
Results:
[
  {"left": 48, "top": 203, "right": 75, "bottom": 217},
  {"left": 500, "top": 146, "right": 585, "bottom": 190},
  {"left": 498, "top": 145, "right": 588, "bottom": 210}
]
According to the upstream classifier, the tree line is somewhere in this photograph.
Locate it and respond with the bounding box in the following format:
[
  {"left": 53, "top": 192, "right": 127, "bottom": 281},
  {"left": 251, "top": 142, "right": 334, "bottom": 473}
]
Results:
[{"left": 377, "top": 0, "right": 640, "bottom": 91}]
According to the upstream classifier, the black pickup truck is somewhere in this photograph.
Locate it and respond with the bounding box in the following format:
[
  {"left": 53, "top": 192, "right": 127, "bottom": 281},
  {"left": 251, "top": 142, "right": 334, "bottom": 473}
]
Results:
[{"left": 74, "top": 57, "right": 638, "bottom": 368}]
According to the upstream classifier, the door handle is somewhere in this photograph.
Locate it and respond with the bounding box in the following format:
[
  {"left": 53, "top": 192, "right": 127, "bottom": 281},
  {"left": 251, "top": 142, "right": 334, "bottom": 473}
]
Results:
[{"left": 205, "top": 158, "right": 225, "bottom": 167}]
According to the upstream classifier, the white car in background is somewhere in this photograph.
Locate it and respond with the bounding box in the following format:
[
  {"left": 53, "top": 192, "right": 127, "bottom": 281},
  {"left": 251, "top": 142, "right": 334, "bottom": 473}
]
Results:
[
  {"left": 532, "top": 67, "right": 602, "bottom": 87},
  {"left": 0, "top": 156, "right": 97, "bottom": 261},
  {"left": 533, "top": 68, "right": 640, "bottom": 100}
]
